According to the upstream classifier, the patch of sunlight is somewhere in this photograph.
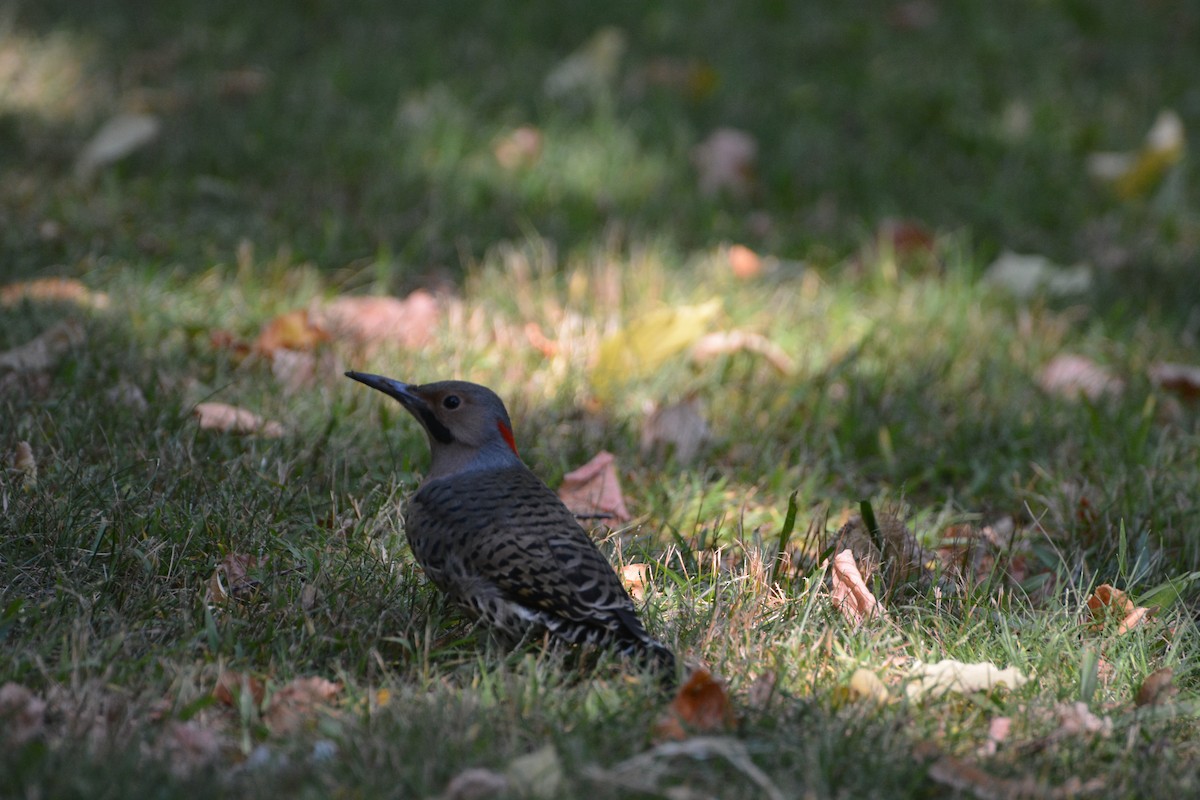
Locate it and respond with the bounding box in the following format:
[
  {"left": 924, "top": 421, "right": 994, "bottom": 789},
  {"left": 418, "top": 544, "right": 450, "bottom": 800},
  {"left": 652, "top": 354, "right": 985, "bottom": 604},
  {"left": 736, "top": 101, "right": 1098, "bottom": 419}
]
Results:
[{"left": 0, "top": 27, "right": 106, "bottom": 122}]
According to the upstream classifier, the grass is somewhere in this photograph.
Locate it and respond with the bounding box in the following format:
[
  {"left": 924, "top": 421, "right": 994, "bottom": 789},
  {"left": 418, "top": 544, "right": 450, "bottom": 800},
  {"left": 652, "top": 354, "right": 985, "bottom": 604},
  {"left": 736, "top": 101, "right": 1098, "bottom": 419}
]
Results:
[{"left": 3, "top": 0, "right": 1200, "bottom": 797}]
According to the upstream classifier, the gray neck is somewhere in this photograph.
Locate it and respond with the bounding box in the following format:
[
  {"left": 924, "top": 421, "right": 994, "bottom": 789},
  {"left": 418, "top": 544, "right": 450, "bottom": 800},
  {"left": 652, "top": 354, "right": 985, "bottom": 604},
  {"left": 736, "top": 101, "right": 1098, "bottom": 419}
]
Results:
[{"left": 425, "top": 440, "right": 522, "bottom": 480}]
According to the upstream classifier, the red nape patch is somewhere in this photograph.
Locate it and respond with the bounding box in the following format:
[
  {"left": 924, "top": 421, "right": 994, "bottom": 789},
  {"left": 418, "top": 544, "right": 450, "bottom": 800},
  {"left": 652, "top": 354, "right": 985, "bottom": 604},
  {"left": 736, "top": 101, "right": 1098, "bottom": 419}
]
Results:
[{"left": 497, "top": 420, "right": 519, "bottom": 455}]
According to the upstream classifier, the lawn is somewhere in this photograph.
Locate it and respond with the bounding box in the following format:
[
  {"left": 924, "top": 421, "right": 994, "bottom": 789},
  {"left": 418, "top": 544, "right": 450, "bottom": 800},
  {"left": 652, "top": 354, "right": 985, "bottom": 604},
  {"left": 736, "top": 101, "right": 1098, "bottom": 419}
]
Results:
[{"left": 2, "top": 1, "right": 1200, "bottom": 797}]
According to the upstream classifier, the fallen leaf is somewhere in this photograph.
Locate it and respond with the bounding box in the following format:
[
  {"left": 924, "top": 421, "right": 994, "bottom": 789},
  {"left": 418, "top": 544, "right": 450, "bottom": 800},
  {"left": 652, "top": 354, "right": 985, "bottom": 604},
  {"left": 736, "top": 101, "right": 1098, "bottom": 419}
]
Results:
[
  {"left": 878, "top": 218, "right": 936, "bottom": 257},
  {"left": 726, "top": 244, "right": 762, "bottom": 280},
  {"left": 543, "top": 27, "right": 626, "bottom": 101},
  {"left": 847, "top": 668, "right": 891, "bottom": 705},
  {"left": 0, "top": 278, "right": 109, "bottom": 309},
  {"left": 620, "top": 563, "right": 651, "bottom": 602},
  {"left": 692, "top": 128, "right": 757, "bottom": 199},
  {"left": 905, "top": 659, "right": 1028, "bottom": 701},
  {"left": 269, "top": 348, "right": 317, "bottom": 393},
  {"left": 493, "top": 125, "right": 543, "bottom": 169},
  {"left": 691, "top": 330, "right": 795, "bottom": 375},
  {"left": 313, "top": 291, "right": 439, "bottom": 349},
  {"left": 978, "top": 716, "right": 1011, "bottom": 757},
  {"left": 11, "top": 441, "right": 37, "bottom": 490},
  {"left": 505, "top": 745, "right": 563, "bottom": 800},
  {"left": 212, "top": 671, "right": 266, "bottom": 708},
  {"left": 0, "top": 683, "right": 46, "bottom": 745},
  {"left": 262, "top": 676, "right": 341, "bottom": 736},
  {"left": 156, "top": 720, "right": 225, "bottom": 777},
  {"left": 104, "top": 380, "right": 148, "bottom": 413},
  {"left": 557, "top": 451, "right": 631, "bottom": 523},
  {"left": 983, "top": 251, "right": 1093, "bottom": 300},
  {"left": 193, "top": 402, "right": 284, "bottom": 437},
  {"left": 254, "top": 309, "right": 328, "bottom": 356},
  {"left": 1039, "top": 354, "right": 1124, "bottom": 401},
  {"left": 1135, "top": 667, "right": 1177, "bottom": 708},
  {"left": 654, "top": 669, "right": 736, "bottom": 741},
  {"left": 75, "top": 112, "right": 161, "bottom": 179},
  {"left": 1053, "top": 701, "right": 1112, "bottom": 737},
  {"left": 206, "top": 553, "right": 264, "bottom": 604},
  {"left": 829, "top": 548, "right": 885, "bottom": 626},
  {"left": 1087, "top": 109, "right": 1185, "bottom": 199},
  {"left": 1086, "top": 583, "right": 1151, "bottom": 634},
  {"left": 1149, "top": 362, "right": 1200, "bottom": 402},
  {"left": 592, "top": 300, "right": 721, "bottom": 403},
  {"left": 441, "top": 767, "right": 510, "bottom": 800},
  {"left": 640, "top": 396, "right": 710, "bottom": 465},
  {"left": 0, "top": 319, "right": 84, "bottom": 372}
]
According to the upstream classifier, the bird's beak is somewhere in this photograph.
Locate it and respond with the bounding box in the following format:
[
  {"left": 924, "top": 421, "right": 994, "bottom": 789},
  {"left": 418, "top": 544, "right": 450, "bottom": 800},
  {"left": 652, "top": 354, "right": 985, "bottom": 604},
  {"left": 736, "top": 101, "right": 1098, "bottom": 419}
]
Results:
[{"left": 345, "top": 372, "right": 425, "bottom": 413}]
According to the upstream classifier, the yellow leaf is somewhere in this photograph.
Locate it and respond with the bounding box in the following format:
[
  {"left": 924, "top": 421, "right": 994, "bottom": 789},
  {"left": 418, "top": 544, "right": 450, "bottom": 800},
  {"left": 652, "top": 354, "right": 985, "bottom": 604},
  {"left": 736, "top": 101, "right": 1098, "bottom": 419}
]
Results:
[{"left": 591, "top": 300, "right": 720, "bottom": 403}]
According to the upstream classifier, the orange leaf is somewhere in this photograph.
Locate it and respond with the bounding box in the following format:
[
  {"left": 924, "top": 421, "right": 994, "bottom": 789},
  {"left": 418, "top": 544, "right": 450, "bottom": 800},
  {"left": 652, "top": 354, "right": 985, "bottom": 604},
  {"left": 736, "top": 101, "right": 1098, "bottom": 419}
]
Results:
[
  {"left": 557, "top": 451, "right": 630, "bottom": 523},
  {"left": 726, "top": 244, "right": 762, "bottom": 280},
  {"left": 829, "top": 548, "right": 885, "bottom": 626},
  {"left": 314, "top": 291, "right": 439, "bottom": 349},
  {"left": 1039, "top": 355, "right": 1123, "bottom": 401},
  {"left": 213, "top": 671, "right": 265, "bottom": 708},
  {"left": 193, "top": 402, "right": 283, "bottom": 437},
  {"left": 206, "top": 553, "right": 264, "bottom": 604},
  {"left": 263, "top": 676, "right": 341, "bottom": 735},
  {"left": 0, "top": 278, "right": 109, "bottom": 309},
  {"left": 254, "top": 309, "right": 328, "bottom": 356},
  {"left": 620, "top": 563, "right": 650, "bottom": 602},
  {"left": 1086, "top": 583, "right": 1151, "bottom": 634},
  {"left": 653, "top": 669, "right": 735, "bottom": 741}
]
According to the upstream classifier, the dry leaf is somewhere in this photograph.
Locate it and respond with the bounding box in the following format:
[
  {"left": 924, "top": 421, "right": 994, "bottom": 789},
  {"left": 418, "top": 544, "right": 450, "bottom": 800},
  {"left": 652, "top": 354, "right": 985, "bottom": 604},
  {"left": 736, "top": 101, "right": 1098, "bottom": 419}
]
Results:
[
  {"left": 1053, "top": 701, "right": 1112, "bottom": 737},
  {"left": 847, "top": 668, "right": 891, "bottom": 705},
  {"left": 726, "top": 244, "right": 762, "bottom": 280},
  {"left": 905, "top": 659, "right": 1028, "bottom": 700},
  {"left": 692, "top": 128, "right": 757, "bottom": 199},
  {"left": 620, "top": 563, "right": 651, "bottom": 602},
  {"left": 493, "top": 126, "right": 544, "bottom": 169},
  {"left": 1134, "top": 667, "right": 1177, "bottom": 708},
  {"left": 983, "top": 251, "right": 1093, "bottom": 300},
  {"left": 206, "top": 553, "right": 263, "bottom": 604},
  {"left": 505, "top": 745, "right": 563, "bottom": 800},
  {"left": 0, "top": 683, "right": 47, "bottom": 745},
  {"left": 640, "top": 397, "right": 710, "bottom": 465},
  {"left": 0, "top": 319, "right": 84, "bottom": 372},
  {"left": 213, "top": 671, "right": 266, "bottom": 708},
  {"left": 654, "top": 669, "right": 736, "bottom": 741},
  {"left": 254, "top": 309, "right": 328, "bottom": 355},
  {"left": 878, "top": 218, "right": 936, "bottom": 257},
  {"left": 1149, "top": 362, "right": 1200, "bottom": 402},
  {"left": 313, "top": 291, "right": 439, "bottom": 349},
  {"left": 441, "top": 768, "right": 510, "bottom": 800},
  {"left": 263, "top": 676, "right": 341, "bottom": 736},
  {"left": 829, "top": 548, "right": 885, "bottom": 626},
  {"left": 1085, "top": 583, "right": 1151, "bottom": 634},
  {"left": 193, "top": 402, "right": 284, "bottom": 437},
  {"left": 75, "top": 112, "right": 161, "bottom": 179},
  {"left": 1087, "top": 109, "right": 1185, "bottom": 199},
  {"left": 0, "top": 278, "right": 109, "bottom": 309},
  {"left": 11, "top": 441, "right": 37, "bottom": 490},
  {"left": 1039, "top": 354, "right": 1123, "bottom": 401},
  {"left": 592, "top": 300, "right": 721, "bottom": 403},
  {"left": 557, "top": 451, "right": 630, "bottom": 523},
  {"left": 104, "top": 380, "right": 148, "bottom": 413},
  {"left": 691, "top": 330, "right": 795, "bottom": 375},
  {"left": 978, "top": 716, "right": 1011, "bottom": 757}
]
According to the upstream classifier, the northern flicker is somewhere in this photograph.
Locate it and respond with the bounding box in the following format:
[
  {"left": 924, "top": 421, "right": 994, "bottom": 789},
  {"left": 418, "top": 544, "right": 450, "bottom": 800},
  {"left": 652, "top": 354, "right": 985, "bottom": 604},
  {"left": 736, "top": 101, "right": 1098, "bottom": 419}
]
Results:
[{"left": 346, "top": 372, "right": 676, "bottom": 676}]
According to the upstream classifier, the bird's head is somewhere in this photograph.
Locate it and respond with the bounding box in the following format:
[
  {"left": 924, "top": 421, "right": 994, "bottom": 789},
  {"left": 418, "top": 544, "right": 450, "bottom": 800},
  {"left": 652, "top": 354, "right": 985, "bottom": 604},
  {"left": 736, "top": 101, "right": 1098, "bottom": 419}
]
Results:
[{"left": 346, "top": 373, "right": 521, "bottom": 476}]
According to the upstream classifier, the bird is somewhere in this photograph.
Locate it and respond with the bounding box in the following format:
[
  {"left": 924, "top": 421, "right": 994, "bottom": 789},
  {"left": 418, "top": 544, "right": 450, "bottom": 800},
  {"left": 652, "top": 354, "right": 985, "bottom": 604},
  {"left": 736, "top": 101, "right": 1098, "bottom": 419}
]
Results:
[{"left": 345, "top": 372, "right": 676, "bottom": 677}]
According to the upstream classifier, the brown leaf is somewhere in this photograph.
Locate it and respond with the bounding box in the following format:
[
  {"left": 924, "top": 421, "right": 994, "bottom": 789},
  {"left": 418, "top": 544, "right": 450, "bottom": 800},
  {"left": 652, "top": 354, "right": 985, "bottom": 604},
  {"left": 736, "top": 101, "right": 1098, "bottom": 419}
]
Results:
[
  {"left": 193, "top": 402, "right": 284, "bottom": 437},
  {"left": 1149, "top": 361, "right": 1200, "bottom": 402},
  {"left": 262, "top": 676, "right": 341, "bottom": 736},
  {"left": 653, "top": 668, "right": 736, "bottom": 741},
  {"left": 557, "top": 451, "right": 630, "bottom": 523},
  {"left": 726, "top": 244, "right": 762, "bottom": 280},
  {"left": 313, "top": 291, "right": 439, "bottom": 349},
  {"left": 1039, "top": 354, "right": 1123, "bottom": 401},
  {"left": 0, "top": 278, "right": 109, "bottom": 309},
  {"left": 691, "top": 330, "right": 795, "bottom": 375},
  {"left": 829, "top": 548, "right": 885, "bottom": 626},
  {"left": 212, "top": 671, "right": 266, "bottom": 708},
  {"left": 1135, "top": 667, "right": 1177, "bottom": 707},
  {"left": 620, "top": 563, "right": 650, "bottom": 602},
  {"left": 1086, "top": 583, "right": 1151, "bottom": 634},
  {"left": 206, "top": 553, "right": 264, "bottom": 604},
  {"left": 253, "top": 309, "right": 328, "bottom": 356},
  {"left": 493, "top": 125, "right": 544, "bottom": 170},
  {"left": 640, "top": 397, "right": 710, "bottom": 464},
  {"left": 1053, "top": 701, "right": 1112, "bottom": 737},
  {"left": 0, "top": 319, "right": 84, "bottom": 372},
  {"left": 10, "top": 441, "right": 37, "bottom": 490},
  {"left": 0, "top": 683, "right": 47, "bottom": 745}
]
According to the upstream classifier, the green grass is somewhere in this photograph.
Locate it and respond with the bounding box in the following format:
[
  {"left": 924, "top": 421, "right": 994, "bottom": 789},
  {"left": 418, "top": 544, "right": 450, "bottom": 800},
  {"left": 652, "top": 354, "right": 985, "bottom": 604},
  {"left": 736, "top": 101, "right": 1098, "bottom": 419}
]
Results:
[{"left": 3, "top": 1, "right": 1200, "bottom": 797}]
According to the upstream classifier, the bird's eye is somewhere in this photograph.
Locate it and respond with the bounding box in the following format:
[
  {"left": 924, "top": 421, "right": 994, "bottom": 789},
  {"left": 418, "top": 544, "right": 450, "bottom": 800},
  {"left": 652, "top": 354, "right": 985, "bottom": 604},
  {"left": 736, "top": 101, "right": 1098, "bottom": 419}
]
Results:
[{"left": 442, "top": 395, "right": 461, "bottom": 410}]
